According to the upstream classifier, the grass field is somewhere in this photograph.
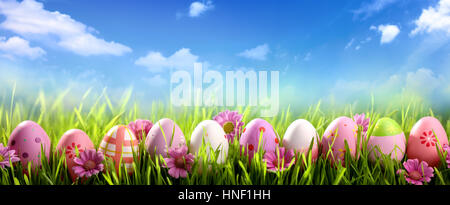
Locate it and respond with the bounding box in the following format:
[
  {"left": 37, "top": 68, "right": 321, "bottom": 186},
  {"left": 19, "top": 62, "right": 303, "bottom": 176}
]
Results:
[{"left": 0, "top": 85, "right": 449, "bottom": 185}]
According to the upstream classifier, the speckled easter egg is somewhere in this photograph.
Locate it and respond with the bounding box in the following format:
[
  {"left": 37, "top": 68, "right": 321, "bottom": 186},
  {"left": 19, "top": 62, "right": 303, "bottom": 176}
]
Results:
[
  {"left": 321, "top": 117, "right": 358, "bottom": 165},
  {"left": 99, "top": 125, "right": 139, "bottom": 174},
  {"left": 283, "top": 119, "right": 319, "bottom": 161},
  {"left": 190, "top": 120, "right": 229, "bottom": 164},
  {"left": 367, "top": 118, "right": 406, "bottom": 162},
  {"left": 407, "top": 116, "right": 448, "bottom": 167},
  {"left": 145, "top": 118, "right": 186, "bottom": 158},
  {"left": 56, "top": 129, "right": 95, "bottom": 181},
  {"left": 239, "top": 118, "right": 279, "bottom": 160},
  {"left": 8, "top": 120, "right": 51, "bottom": 169}
]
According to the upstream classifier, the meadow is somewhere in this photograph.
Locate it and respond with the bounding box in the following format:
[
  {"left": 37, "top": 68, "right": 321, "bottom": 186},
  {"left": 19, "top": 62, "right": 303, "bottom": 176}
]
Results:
[{"left": 0, "top": 85, "right": 449, "bottom": 185}]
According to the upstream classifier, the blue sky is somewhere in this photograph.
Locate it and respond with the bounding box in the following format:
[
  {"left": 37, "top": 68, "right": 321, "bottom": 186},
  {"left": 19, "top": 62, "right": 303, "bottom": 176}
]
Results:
[{"left": 0, "top": 0, "right": 449, "bottom": 111}]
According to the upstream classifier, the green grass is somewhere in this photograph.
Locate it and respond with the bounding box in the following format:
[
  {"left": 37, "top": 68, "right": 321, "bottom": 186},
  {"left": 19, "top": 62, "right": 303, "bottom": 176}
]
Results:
[{"left": 0, "top": 86, "right": 449, "bottom": 185}]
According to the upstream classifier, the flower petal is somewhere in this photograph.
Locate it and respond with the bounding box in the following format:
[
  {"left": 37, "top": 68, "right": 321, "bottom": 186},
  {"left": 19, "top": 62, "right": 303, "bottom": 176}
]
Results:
[{"left": 168, "top": 168, "right": 180, "bottom": 179}]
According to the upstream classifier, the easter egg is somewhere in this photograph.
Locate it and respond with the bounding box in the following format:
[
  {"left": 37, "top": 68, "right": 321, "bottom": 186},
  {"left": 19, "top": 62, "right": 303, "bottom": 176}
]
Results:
[
  {"left": 239, "top": 118, "right": 279, "bottom": 160},
  {"left": 190, "top": 120, "right": 229, "bottom": 164},
  {"left": 8, "top": 121, "right": 51, "bottom": 169},
  {"left": 283, "top": 119, "right": 319, "bottom": 161},
  {"left": 99, "top": 125, "right": 139, "bottom": 174},
  {"left": 367, "top": 117, "right": 406, "bottom": 162},
  {"left": 56, "top": 129, "right": 95, "bottom": 181},
  {"left": 407, "top": 116, "right": 449, "bottom": 167},
  {"left": 321, "top": 117, "right": 358, "bottom": 165},
  {"left": 145, "top": 118, "right": 186, "bottom": 158}
]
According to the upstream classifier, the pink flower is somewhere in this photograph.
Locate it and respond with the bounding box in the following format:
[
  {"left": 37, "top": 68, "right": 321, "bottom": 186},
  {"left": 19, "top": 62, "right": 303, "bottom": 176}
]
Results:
[
  {"left": 213, "top": 110, "right": 244, "bottom": 142},
  {"left": 72, "top": 149, "right": 104, "bottom": 178},
  {"left": 444, "top": 144, "right": 450, "bottom": 168},
  {"left": 263, "top": 147, "right": 295, "bottom": 172},
  {"left": 353, "top": 113, "right": 370, "bottom": 137},
  {"left": 397, "top": 158, "right": 434, "bottom": 185},
  {"left": 128, "top": 119, "right": 153, "bottom": 141},
  {"left": 0, "top": 144, "right": 20, "bottom": 168},
  {"left": 163, "top": 145, "right": 194, "bottom": 179}
]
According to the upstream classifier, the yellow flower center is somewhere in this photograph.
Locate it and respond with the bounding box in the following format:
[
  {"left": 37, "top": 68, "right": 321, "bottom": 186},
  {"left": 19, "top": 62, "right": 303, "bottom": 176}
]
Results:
[
  {"left": 223, "top": 121, "right": 235, "bottom": 134},
  {"left": 0, "top": 154, "right": 4, "bottom": 162}
]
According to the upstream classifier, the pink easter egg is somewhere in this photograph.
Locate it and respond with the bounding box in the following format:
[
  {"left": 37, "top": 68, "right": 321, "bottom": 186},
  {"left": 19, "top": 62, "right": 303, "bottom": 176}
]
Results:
[
  {"left": 8, "top": 120, "right": 51, "bottom": 170},
  {"left": 239, "top": 118, "right": 279, "bottom": 161},
  {"left": 56, "top": 129, "right": 94, "bottom": 182},
  {"left": 407, "top": 116, "right": 448, "bottom": 167},
  {"left": 367, "top": 117, "right": 406, "bottom": 162},
  {"left": 321, "top": 117, "right": 358, "bottom": 165},
  {"left": 145, "top": 118, "right": 186, "bottom": 158},
  {"left": 99, "top": 125, "right": 139, "bottom": 174}
]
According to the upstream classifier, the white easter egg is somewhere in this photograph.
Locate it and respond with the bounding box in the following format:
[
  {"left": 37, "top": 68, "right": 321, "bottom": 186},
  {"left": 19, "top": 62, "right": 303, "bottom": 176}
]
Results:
[
  {"left": 282, "top": 119, "right": 319, "bottom": 160},
  {"left": 190, "top": 120, "right": 229, "bottom": 164}
]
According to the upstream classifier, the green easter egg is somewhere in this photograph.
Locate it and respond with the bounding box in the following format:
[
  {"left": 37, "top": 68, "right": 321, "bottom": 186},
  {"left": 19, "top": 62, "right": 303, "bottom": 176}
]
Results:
[{"left": 371, "top": 117, "right": 403, "bottom": 137}]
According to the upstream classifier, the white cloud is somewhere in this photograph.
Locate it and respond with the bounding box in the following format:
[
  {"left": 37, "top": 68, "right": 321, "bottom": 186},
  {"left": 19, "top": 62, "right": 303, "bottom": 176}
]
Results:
[
  {"left": 329, "top": 68, "right": 446, "bottom": 103},
  {"left": 361, "top": 37, "right": 372, "bottom": 44},
  {"left": 0, "top": 0, "right": 131, "bottom": 56},
  {"left": 353, "top": 0, "right": 398, "bottom": 19},
  {"left": 189, "top": 1, "right": 214, "bottom": 17},
  {"left": 347, "top": 37, "right": 372, "bottom": 51},
  {"left": 405, "top": 68, "right": 444, "bottom": 95},
  {"left": 374, "top": 24, "right": 400, "bottom": 44},
  {"left": 331, "top": 79, "right": 371, "bottom": 97},
  {"left": 143, "top": 75, "right": 167, "bottom": 87},
  {"left": 0, "top": 36, "right": 45, "bottom": 59},
  {"left": 135, "top": 48, "right": 199, "bottom": 72},
  {"left": 237, "top": 44, "right": 270, "bottom": 60},
  {"left": 411, "top": 0, "right": 450, "bottom": 36},
  {"left": 345, "top": 38, "right": 355, "bottom": 49}
]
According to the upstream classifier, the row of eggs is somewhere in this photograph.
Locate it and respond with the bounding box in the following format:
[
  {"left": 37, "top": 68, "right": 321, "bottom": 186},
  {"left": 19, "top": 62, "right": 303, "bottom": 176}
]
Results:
[
  {"left": 321, "top": 116, "right": 448, "bottom": 167},
  {"left": 7, "top": 116, "right": 448, "bottom": 181}
]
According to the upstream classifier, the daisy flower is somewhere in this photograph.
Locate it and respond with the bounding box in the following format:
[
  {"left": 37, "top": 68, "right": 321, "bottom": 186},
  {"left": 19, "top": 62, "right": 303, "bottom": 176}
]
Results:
[
  {"left": 443, "top": 144, "right": 450, "bottom": 168},
  {"left": 163, "top": 145, "right": 195, "bottom": 179},
  {"left": 213, "top": 110, "right": 244, "bottom": 142},
  {"left": 0, "top": 144, "right": 20, "bottom": 168},
  {"left": 397, "top": 158, "right": 434, "bottom": 185},
  {"left": 128, "top": 119, "right": 153, "bottom": 141},
  {"left": 73, "top": 149, "right": 104, "bottom": 178},
  {"left": 263, "top": 147, "right": 295, "bottom": 172},
  {"left": 353, "top": 113, "right": 370, "bottom": 138}
]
